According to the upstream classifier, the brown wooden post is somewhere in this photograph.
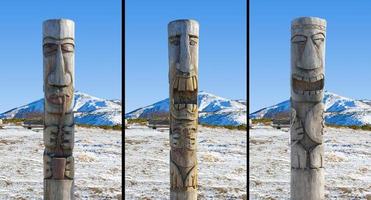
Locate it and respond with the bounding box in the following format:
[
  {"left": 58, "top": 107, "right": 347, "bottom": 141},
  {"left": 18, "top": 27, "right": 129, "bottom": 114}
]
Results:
[
  {"left": 43, "top": 19, "right": 75, "bottom": 200},
  {"left": 168, "top": 19, "right": 199, "bottom": 200}
]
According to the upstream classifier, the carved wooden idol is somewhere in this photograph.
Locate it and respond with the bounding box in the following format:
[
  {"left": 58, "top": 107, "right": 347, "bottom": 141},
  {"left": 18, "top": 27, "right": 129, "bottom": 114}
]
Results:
[
  {"left": 168, "top": 19, "right": 199, "bottom": 200},
  {"left": 290, "top": 17, "right": 326, "bottom": 200},
  {"left": 43, "top": 19, "right": 75, "bottom": 199}
]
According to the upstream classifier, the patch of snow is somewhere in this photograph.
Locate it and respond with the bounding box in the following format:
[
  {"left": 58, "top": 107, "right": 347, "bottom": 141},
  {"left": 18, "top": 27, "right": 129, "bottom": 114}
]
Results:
[
  {"left": 249, "top": 125, "right": 370, "bottom": 199},
  {"left": 0, "top": 125, "right": 121, "bottom": 199},
  {"left": 125, "top": 125, "right": 246, "bottom": 199}
]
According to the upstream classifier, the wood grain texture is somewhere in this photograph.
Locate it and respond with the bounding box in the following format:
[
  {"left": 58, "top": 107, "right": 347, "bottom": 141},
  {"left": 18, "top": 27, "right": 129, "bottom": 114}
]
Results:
[
  {"left": 44, "top": 180, "right": 74, "bottom": 200},
  {"left": 43, "top": 18, "right": 75, "bottom": 200},
  {"left": 168, "top": 19, "right": 199, "bottom": 200},
  {"left": 290, "top": 17, "right": 326, "bottom": 200}
]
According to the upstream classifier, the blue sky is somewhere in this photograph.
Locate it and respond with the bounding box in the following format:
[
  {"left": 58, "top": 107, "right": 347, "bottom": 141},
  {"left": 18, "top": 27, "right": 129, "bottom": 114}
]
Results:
[
  {"left": 250, "top": 0, "right": 371, "bottom": 112},
  {"left": 0, "top": 1, "right": 121, "bottom": 112},
  {"left": 125, "top": 0, "right": 246, "bottom": 112}
]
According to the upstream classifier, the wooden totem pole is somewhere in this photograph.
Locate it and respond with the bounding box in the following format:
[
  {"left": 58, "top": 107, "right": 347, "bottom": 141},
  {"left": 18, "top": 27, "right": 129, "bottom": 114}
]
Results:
[
  {"left": 43, "top": 19, "right": 75, "bottom": 200},
  {"left": 290, "top": 17, "right": 326, "bottom": 199},
  {"left": 168, "top": 19, "right": 199, "bottom": 200}
]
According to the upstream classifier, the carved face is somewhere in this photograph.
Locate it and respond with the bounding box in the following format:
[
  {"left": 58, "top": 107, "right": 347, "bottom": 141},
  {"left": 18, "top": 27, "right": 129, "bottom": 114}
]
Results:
[
  {"left": 291, "top": 18, "right": 326, "bottom": 102},
  {"left": 168, "top": 20, "right": 199, "bottom": 120},
  {"left": 43, "top": 19, "right": 75, "bottom": 114}
]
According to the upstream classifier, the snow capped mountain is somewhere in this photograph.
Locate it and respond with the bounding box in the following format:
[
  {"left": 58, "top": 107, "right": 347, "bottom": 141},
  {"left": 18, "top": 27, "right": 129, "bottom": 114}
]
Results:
[
  {"left": 236, "top": 99, "right": 246, "bottom": 105},
  {"left": 0, "top": 91, "right": 122, "bottom": 126},
  {"left": 110, "top": 99, "right": 122, "bottom": 105},
  {"left": 125, "top": 91, "right": 247, "bottom": 126},
  {"left": 125, "top": 98, "right": 169, "bottom": 119},
  {"left": 249, "top": 100, "right": 291, "bottom": 120},
  {"left": 250, "top": 91, "right": 371, "bottom": 126}
]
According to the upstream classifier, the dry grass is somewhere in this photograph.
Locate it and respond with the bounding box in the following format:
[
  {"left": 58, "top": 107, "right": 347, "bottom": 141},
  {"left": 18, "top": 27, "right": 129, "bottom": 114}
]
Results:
[
  {"left": 201, "top": 153, "right": 220, "bottom": 162},
  {"left": 249, "top": 138, "right": 272, "bottom": 145},
  {"left": 0, "top": 139, "right": 20, "bottom": 145},
  {"left": 89, "top": 187, "right": 103, "bottom": 194},
  {"left": 76, "top": 154, "right": 95, "bottom": 162},
  {"left": 326, "top": 152, "right": 345, "bottom": 162},
  {"left": 338, "top": 186, "right": 352, "bottom": 194}
]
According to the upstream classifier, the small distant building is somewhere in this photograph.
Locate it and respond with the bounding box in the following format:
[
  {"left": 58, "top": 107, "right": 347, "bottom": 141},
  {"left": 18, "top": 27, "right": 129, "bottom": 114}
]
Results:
[
  {"left": 148, "top": 119, "right": 169, "bottom": 129},
  {"left": 272, "top": 112, "right": 290, "bottom": 129},
  {"left": 22, "top": 119, "right": 43, "bottom": 129}
]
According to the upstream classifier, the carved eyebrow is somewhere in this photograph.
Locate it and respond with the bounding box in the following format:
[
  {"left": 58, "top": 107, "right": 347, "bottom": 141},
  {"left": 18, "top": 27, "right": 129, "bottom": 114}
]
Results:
[
  {"left": 291, "top": 34, "right": 307, "bottom": 41},
  {"left": 43, "top": 42, "right": 75, "bottom": 46},
  {"left": 61, "top": 43, "right": 75, "bottom": 47},
  {"left": 169, "top": 35, "right": 180, "bottom": 39},
  {"left": 43, "top": 36, "right": 74, "bottom": 42},
  {"left": 189, "top": 34, "right": 198, "bottom": 39},
  {"left": 312, "top": 32, "right": 325, "bottom": 38}
]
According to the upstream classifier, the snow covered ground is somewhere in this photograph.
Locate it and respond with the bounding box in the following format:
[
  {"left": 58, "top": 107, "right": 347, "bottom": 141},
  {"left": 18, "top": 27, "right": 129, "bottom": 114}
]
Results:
[
  {"left": 250, "top": 125, "right": 371, "bottom": 199},
  {"left": 125, "top": 125, "right": 247, "bottom": 199},
  {"left": 0, "top": 124, "right": 122, "bottom": 199}
]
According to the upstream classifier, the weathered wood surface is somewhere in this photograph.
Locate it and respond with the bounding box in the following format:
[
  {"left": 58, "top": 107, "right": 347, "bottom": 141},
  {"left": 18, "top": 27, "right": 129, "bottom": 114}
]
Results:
[
  {"left": 44, "top": 180, "right": 74, "bottom": 200},
  {"left": 290, "top": 17, "right": 326, "bottom": 200},
  {"left": 168, "top": 19, "right": 199, "bottom": 200},
  {"left": 43, "top": 19, "right": 75, "bottom": 200}
]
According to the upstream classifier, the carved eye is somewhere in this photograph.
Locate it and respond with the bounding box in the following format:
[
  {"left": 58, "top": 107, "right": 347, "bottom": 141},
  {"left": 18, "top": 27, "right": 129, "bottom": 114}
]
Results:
[
  {"left": 169, "top": 36, "right": 180, "bottom": 46},
  {"left": 312, "top": 33, "right": 325, "bottom": 46},
  {"left": 189, "top": 39, "right": 197, "bottom": 46},
  {"left": 43, "top": 43, "right": 58, "bottom": 56},
  {"left": 62, "top": 43, "right": 74, "bottom": 53},
  {"left": 189, "top": 35, "right": 198, "bottom": 46},
  {"left": 292, "top": 35, "right": 307, "bottom": 46}
]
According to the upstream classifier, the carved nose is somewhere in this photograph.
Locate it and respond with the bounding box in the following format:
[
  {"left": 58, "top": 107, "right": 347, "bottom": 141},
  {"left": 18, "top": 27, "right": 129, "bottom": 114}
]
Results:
[
  {"left": 298, "top": 40, "right": 321, "bottom": 70},
  {"left": 178, "top": 35, "right": 193, "bottom": 73},
  {"left": 48, "top": 45, "right": 71, "bottom": 87}
]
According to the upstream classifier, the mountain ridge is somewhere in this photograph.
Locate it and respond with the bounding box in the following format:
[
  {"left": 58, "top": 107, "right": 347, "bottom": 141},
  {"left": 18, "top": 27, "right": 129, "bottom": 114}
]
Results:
[
  {"left": 250, "top": 91, "right": 371, "bottom": 126},
  {"left": 0, "top": 91, "right": 122, "bottom": 126},
  {"left": 125, "top": 91, "right": 247, "bottom": 126}
]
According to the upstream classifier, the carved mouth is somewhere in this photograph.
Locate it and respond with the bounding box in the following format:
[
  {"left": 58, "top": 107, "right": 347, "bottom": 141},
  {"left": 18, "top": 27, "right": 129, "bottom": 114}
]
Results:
[
  {"left": 172, "top": 76, "right": 198, "bottom": 112},
  {"left": 292, "top": 74, "right": 324, "bottom": 95},
  {"left": 47, "top": 94, "right": 71, "bottom": 105}
]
